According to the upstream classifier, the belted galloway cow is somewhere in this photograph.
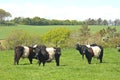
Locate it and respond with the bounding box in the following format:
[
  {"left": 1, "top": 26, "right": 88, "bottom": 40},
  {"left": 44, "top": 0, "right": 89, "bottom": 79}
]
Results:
[
  {"left": 34, "top": 45, "right": 61, "bottom": 66},
  {"left": 75, "top": 44, "right": 103, "bottom": 64},
  {"left": 14, "top": 46, "right": 36, "bottom": 65}
]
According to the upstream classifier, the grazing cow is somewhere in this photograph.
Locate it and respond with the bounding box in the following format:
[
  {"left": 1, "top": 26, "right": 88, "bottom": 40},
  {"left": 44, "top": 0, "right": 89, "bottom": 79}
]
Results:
[
  {"left": 14, "top": 46, "right": 36, "bottom": 65},
  {"left": 34, "top": 45, "right": 61, "bottom": 66},
  {"left": 75, "top": 44, "right": 103, "bottom": 64}
]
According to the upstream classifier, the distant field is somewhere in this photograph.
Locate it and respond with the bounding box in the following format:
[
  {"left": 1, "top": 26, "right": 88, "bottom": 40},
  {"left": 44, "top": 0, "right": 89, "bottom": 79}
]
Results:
[
  {"left": 0, "top": 48, "right": 120, "bottom": 80},
  {"left": 0, "top": 25, "right": 78, "bottom": 39},
  {"left": 0, "top": 25, "right": 120, "bottom": 39}
]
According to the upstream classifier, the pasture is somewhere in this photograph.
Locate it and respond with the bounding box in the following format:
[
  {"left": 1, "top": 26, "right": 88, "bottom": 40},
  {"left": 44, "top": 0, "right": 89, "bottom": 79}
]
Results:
[
  {"left": 0, "top": 25, "right": 120, "bottom": 80},
  {"left": 0, "top": 25, "right": 120, "bottom": 39},
  {"left": 0, "top": 25, "right": 79, "bottom": 39},
  {"left": 0, "top": 48, "right": 120, "bottom": 80}
]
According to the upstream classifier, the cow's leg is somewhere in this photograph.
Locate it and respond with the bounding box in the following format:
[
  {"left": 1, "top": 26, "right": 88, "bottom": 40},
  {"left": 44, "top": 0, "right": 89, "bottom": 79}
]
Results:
[
  {"left": 28, "top": 52, "right": 34, "bottom": 64},
  {"left": 87, "top": 57, "right": 92, "bottom": 64},
  {"left": 55, "top": 54, "right": 61, "bottom": 66},
  {"left": 28, "top": 58, "right": 32, "bottom": 64},
  {"left": 17, "top": 60, "right": 19, "bottom": 65},
  {"left": 38, "top": 60, "right": 41, "bottom": 66},
  {"left": 14, "top": 54, "right": 17, "bottom": 65},
  {"left": 99, "top": 53, "right": 103, "bottom": 63},
  {"left": 14, "top": 53, "right": 21, "bottom": 65},
  {"left": 28, "top": 55, "right": 33, "bottom": 64},
  {"left": 42, "top": 61, "right": 46, "bottom": 66},
  {"left": 99, "top": 49, "right": 103, "bottom": 63},
  {"left": 85, "top": 53, "right": 92, "bottom": 64},
  {"left": 99, "top": 46, "right": 103, "bottom": 63}
]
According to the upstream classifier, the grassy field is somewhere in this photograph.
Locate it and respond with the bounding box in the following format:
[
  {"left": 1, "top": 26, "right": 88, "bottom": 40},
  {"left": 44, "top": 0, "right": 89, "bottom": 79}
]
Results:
[
  {"left": 0, "top": 48, "right": 120, "bottom": 80},
  {"left": 0, "top": 25, "right": 79, "bottom": 39},
  {"left": 0, "top": 25, "right": 120, "bottom": 39},
  {"left": 0, "top": 25, "right": 120, "bottom": 80}
]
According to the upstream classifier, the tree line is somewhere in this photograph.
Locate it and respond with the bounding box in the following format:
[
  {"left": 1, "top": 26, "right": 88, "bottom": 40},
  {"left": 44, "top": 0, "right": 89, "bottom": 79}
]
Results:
[
  {"left": 11, "top": 17, "right": 120, "bottom": 26},
  {"left": 12, "top": 17, "right": 82, "bottom": 25},
  {"left": 1, "top": 8, "right": 120, "bottom": 26}
]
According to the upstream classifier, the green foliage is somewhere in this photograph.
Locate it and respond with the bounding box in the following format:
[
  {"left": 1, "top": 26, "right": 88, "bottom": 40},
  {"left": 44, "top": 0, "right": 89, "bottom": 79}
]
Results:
[
  {"left": 0, "top": 48, "right": 120, "bottom": 80},
  {"left": 3, "top": 21, "right": 16, "bottom": 26},
  {"left": 12, "top": 17, "right": 82, "bottom": 25},
  {"left": 80, "top": 22, "right": 90, "bottom": 37},
  {"left": 5, "top": 30, "right": 41, "bottom": 49},
  {"left": 42, "top": 27, "right": 71, "bottom": 47},
  {"left": 1, "top": 25, "right": 120, "bottom": 48},
  {"left": 98, "top": 27, "right": 120, "bottom": 47},
  {"left": 0, "top": 9, "right": 12, "bottom": 24},
  {"left": 68, "top": 23, "right": 91, "bottom": 45}
]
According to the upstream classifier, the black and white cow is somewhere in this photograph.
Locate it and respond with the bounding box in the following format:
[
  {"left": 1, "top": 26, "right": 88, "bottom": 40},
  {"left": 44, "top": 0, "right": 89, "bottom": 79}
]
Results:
[
  {"left": 34, "top": 45, "right": 61, "bottom": 66},
  {"left": 75, "top": 44, "right": 103, "bottom": 64},
  {"left": 14, "top": 46, "right": 36, "bottom": 65}
]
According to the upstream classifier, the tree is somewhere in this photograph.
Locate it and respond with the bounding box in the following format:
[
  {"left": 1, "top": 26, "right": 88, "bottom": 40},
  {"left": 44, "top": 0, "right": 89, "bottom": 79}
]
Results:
[
  {"left": 97, "top": 18, "right": 102, "bottom": 25},
  {"left": 86, "top": 18, "right": 96, "bottom": 25},
  {"left": 32, "top": 16, "right": 41, "bottom": 25},
  {"left": 77, "top": 22, "right": 91, "bottom": 44},
  {"left": 12, "top": 17, "right": 23, "bottom": 24},
  {"left": 0, "top": 9, "right": 11, "bottom": 24},
  {"left": 22, "top": 17, "right": 32, "bottom": 25},
  {"left": 80, "top": 22, "right": 90, "bottom": 37},
  {"left": 114, "top": 19, "right": 120, "bottom": 26},
  {"left": 42, "top": 27, "right": 71, "bottom": 47},
  {"left": 103, "top": 19, "right": 108, "bottom": 25}
]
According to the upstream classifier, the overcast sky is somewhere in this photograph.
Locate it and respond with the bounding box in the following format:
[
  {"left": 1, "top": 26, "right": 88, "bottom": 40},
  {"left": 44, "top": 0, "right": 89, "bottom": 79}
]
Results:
[{"left": 0, "top": 0, "right": 120, "bottom": 20}]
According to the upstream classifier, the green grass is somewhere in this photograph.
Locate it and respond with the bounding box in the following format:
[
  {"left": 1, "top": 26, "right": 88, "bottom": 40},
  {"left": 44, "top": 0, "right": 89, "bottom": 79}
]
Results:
[
  {"left": 0, "top": 48, "right": 120, "bottom": 80},
  {"left": 0, "top": 25, "right": 80, "bottom": 39},
  {"left": 1, "top": 25, "right": 120, "bottom": 39}
]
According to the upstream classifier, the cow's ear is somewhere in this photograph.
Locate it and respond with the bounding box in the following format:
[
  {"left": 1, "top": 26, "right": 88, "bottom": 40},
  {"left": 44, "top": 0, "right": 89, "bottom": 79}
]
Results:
[{"left": 33, "top": 44, "right": 37, "bottom": 48}]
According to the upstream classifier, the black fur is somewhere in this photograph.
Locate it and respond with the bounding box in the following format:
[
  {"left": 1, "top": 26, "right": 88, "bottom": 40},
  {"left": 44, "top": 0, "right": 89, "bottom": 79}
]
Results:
[
  {"left": 14, "top": 46, "right": 36, "bottom": 65},
  {"left": 75, "top": 44, "right": 103, "bottom": 64},
  {"left": 34, "top": 45, "right": 61, "bottom": 66},
  {"left": 54, "top": 47, "right": 61, "bottom": 66},
  {"left": 34, "top": 45, "right": 49, "bottom": 66}
]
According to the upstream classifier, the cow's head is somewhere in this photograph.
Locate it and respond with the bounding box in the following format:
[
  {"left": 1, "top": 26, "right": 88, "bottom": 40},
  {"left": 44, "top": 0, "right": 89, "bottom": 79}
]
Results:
[
  {"left": 54, "top": 47, "right": 61, "bottom": 55},
  {"left": 75, "top": 44, "right": 87, "bottom": 60},
  {"left": 75, "top": 44, "right": 80, "bottom": 50},
  {"left": 34, "top": 45, "right": 47, "bottom": 58}
]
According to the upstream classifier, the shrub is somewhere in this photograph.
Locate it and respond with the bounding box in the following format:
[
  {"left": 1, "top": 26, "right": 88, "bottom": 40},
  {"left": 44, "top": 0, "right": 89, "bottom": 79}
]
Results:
[
  {"left": 5, "top": 30, "right": 41, "bottom": 49},
  {"left": 42, "top": 27, "right": 71, "bottom": 47}
]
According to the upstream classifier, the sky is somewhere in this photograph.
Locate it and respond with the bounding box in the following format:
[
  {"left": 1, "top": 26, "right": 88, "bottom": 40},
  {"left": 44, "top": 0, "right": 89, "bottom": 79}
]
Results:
[{"left": 0, "top": 0, "right": 120, "bottom": 20}]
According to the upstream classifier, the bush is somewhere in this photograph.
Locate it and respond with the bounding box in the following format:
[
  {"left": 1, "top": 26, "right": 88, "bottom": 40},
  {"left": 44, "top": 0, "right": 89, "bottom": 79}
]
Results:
[
  {"left": 5, "top": 30, "right": 41, "bottom": 49},
  {"left": 4, "top": 22, "right": 16, "bottom": 26},
  {"left": 42, "top": 27, "right": 71, "bottom": 47}
]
